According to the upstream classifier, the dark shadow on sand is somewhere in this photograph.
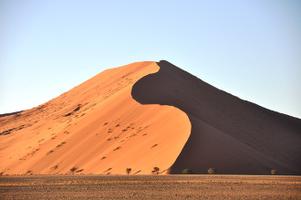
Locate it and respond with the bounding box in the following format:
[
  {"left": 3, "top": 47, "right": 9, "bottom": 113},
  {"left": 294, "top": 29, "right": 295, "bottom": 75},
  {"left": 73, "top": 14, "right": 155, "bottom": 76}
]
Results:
[{"left": 132, "top": 60, "right": 301, "bottom": 175}]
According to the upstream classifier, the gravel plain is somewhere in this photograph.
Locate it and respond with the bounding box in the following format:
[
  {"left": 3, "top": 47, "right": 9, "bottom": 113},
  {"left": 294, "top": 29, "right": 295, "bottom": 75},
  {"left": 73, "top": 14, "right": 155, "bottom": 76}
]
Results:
[{"left": 1, "top": 175, "right": 301, "bottom": 200}]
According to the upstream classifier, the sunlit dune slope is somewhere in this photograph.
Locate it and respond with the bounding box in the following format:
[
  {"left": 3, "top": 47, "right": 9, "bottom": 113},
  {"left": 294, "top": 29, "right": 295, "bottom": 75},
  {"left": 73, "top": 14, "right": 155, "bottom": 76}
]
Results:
[
  {"left": 132, "top": 60, "right": 301, "bottom": 175},
  {"left": 0, "top": 61, "right": 191, "bottom": 175}
]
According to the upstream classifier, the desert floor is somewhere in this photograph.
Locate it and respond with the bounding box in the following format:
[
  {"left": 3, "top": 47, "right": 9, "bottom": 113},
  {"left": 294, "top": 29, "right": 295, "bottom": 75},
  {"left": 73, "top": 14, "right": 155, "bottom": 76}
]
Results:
[{"left": 0, "top": 175, "right": 300, "bottom": 200}]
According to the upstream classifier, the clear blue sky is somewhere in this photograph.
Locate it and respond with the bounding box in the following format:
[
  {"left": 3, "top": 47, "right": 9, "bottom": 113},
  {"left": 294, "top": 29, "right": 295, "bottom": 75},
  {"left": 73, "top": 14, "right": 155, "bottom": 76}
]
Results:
[{"left": 1, "top": 0, "right": 300, "bottom": 118}]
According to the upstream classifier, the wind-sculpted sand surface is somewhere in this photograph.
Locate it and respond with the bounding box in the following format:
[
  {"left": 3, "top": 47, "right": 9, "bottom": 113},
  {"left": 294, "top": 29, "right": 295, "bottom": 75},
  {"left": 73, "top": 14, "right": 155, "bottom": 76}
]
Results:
[
  {"left": 0, "top": 61, "right": 190, "bottom": 175},
  {"left": 1, "top": 175, "right": 301, "bottom": 200},
  {"left": 1, "top": 60, "right": 300, "bottom": 176}
]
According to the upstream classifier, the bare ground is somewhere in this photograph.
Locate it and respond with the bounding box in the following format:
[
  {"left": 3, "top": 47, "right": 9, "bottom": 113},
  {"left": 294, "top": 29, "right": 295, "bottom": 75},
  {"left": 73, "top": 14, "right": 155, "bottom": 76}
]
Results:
[{"left": 0, "top": 175, "right": 300, "bottom": 200}]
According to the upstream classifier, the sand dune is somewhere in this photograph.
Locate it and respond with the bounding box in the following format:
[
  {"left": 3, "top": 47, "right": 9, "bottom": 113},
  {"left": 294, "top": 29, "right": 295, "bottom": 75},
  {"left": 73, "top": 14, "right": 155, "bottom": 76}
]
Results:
[
  {"left": 0, "top": 61, "right": 191, "bottom": 175},
  {"left": 132, "top": 60, "right": 301, "bottom": 175},
  {"left": 1, "top": 60, "right": 300, "bottom": 175}
]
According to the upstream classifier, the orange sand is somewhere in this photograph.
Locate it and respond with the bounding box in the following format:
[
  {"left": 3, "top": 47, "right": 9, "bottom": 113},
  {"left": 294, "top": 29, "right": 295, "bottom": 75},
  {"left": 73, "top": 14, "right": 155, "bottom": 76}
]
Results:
[{"left": 0, "top": 62, "right": 191, "bottom": 175}]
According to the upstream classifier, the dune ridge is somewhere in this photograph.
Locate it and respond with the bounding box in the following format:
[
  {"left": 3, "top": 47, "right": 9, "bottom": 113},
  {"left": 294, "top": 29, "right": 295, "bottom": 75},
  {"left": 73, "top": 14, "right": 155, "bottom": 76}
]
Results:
[
  {"left": 2, "top": 60, "right": 300, "bottom": 175},
  {"left": 132, "top": 60, "right": 301, "bottom": 175},
  {"left": 0, "top": 61, "right": 191, "bottom": 175}
]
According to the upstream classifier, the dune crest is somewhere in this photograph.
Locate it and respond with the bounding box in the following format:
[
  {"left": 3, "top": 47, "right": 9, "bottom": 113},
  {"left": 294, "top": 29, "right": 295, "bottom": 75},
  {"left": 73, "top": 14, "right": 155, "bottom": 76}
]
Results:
[
  {"left": 2, "top": 60, "right": 300, "bottom": 175},
  {"left": 132, "top": 60, "right": 301, "bottom": 175},
  {"left": 0, "top": 61, "right": 191, "bottom": 175}
]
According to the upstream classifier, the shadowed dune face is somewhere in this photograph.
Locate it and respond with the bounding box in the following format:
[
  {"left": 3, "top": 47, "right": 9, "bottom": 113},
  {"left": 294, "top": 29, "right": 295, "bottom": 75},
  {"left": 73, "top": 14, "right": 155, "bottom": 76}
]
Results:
[
  {"left": 1, "top": 60, "right": 300, "bottom": 175},
  {"left": 0, "top": 61, "right": 191, "bottom": 175},
  {"left": 132, "top": 60, "right": 301, "bottom": 175}
]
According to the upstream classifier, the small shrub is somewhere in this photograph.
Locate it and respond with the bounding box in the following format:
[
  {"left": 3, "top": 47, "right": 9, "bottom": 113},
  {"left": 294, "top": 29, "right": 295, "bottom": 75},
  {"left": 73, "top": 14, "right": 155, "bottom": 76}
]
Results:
[
  {"left": 270, "top": 169, "right": 277, "bottom": 175},
  {"left": 113, "top": 146, "right": 121, "bottom": 151},
  {"left": 182, "top": 168, "right": 193, "bottom": 174},
  {"left": 47, "top": 150, "right": 54, "bottom": 155},
  {"left": 152, "top": 167, "right": 160, "bottom": 175},
  {"left": 105, "top": 168, "right": 112, "bottom": 172},
  {"left": 208, "top": 168, "right": 216, "bottom": 174},
  {"left": 52, "top": 165, "right": 58, "bottom": 170},
  {"left": 26, "top": 170, "right": 33, "bottom": 175},
  {"left": 70, "top": 167, "right": 78, "bottom": 173},
  {"left": 126, "top": 168, "right": 132, "bottom": 175}
]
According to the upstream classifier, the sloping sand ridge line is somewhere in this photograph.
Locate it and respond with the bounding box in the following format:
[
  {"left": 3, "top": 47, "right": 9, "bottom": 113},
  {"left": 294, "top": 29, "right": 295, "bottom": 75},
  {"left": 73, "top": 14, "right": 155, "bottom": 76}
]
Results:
[
  {"left": 132, "top": 60, "right": 301, "bottom": 175},
  {"left": 0, "top": 61, "right": 191, "bottom": 175}
]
